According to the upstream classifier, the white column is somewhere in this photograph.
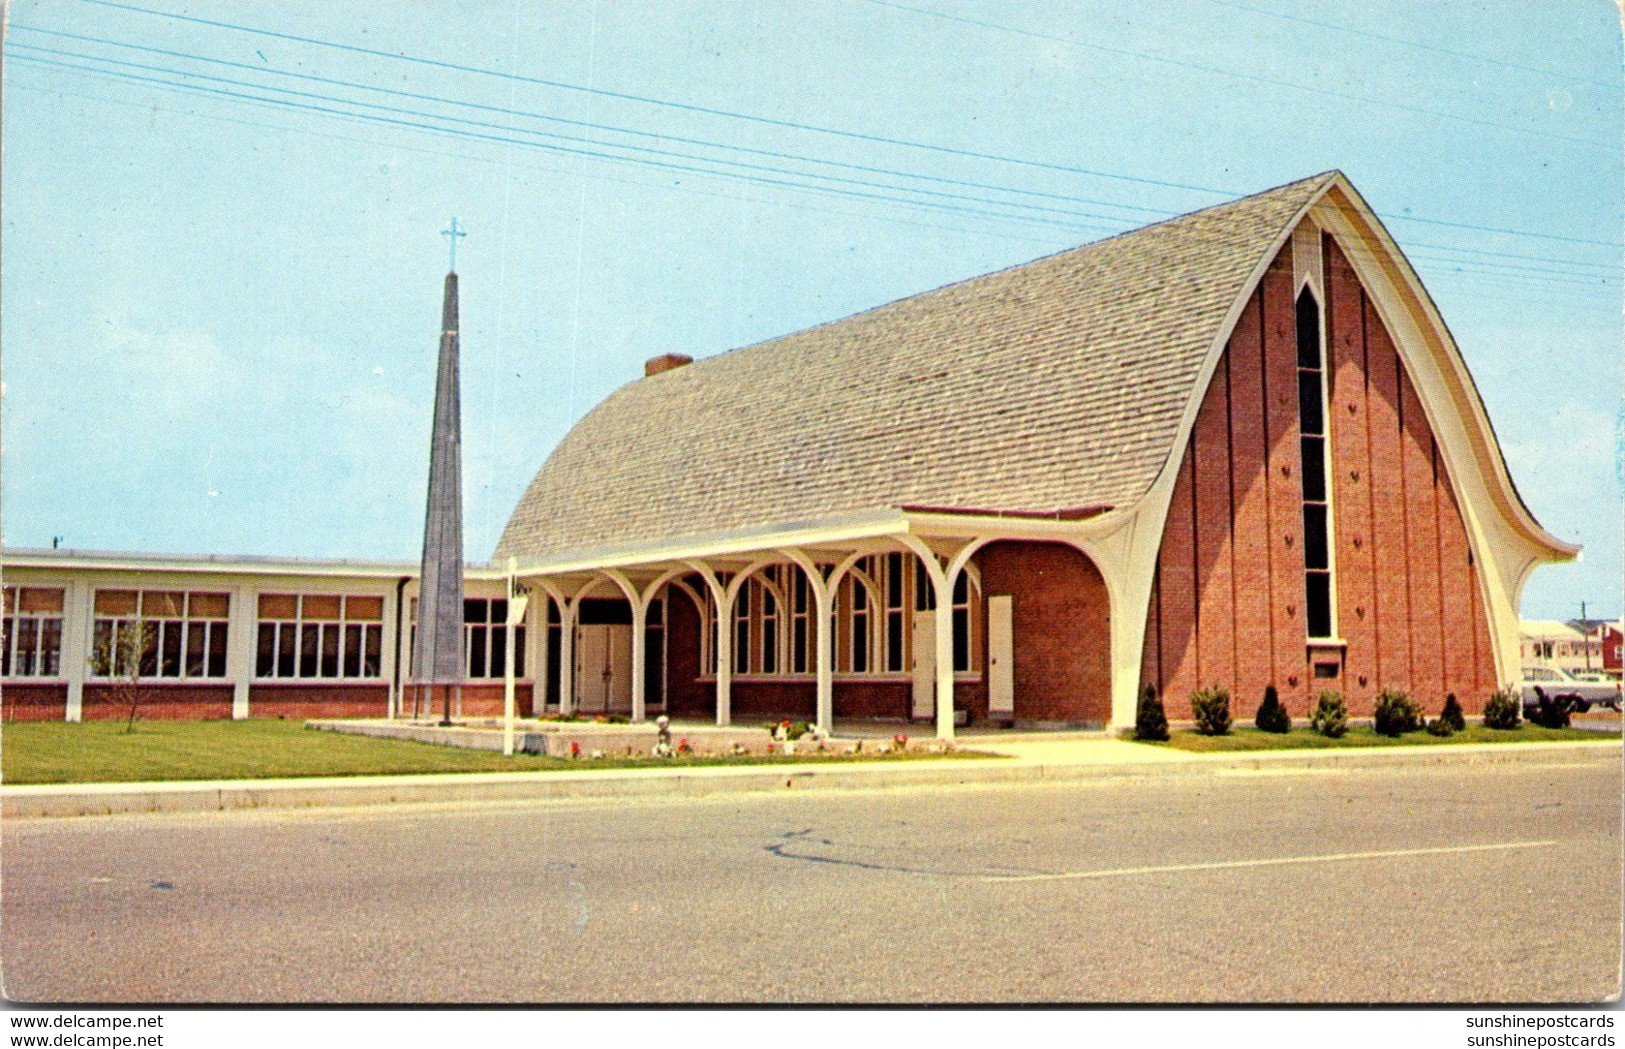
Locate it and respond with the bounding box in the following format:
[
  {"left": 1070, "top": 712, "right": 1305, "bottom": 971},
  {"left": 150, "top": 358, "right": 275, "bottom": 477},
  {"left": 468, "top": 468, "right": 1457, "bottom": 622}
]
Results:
[
  {"left": 713, "top": 588, "right": 734, "bottom": 727},
  {"left": 933, "top": 577, "right": 956, "bottom": 741},
  {"left": 530, "top": 589, "right": 549, "bottom": 717},
  {"left": 630, "top": 601, "right": 648, "bottom": 723},
  {"left": 813, "top": 579, "right": 834, "bottom": 736},
  {"left": 62, "top": 579, "right": 92, "bottom": 722},
  {"left": 557, "top": 601, "right": 578, "bottom": 717},
  {"left": 226, "top": 584, "right": 255, "bottom": 720}
]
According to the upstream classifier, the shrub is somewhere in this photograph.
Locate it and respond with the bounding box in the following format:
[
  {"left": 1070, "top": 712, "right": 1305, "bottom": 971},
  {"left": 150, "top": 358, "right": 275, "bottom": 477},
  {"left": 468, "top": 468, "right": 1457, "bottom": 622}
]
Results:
[
  {"left": 1191, "top": 686, "right": 1232, "bottom": 736},
  {"left": 1310, "top": 691, "right": 1348, "bottom": 738},
  {"left": 1372, "top": 688, "right": 1422, "bottom": 737},
  {"left": 1255, "top": 685, "right": 1291, "bottom": 733},
  {"left": 1482, "top": 688, "right": 1521, "bottom": 730},
  {"left": 1440, "top": 693, "right": 1466, "bottom": 733},
  {"left": 1135, "top": 683, "right": 1169, "bottom": 742},
  {"left": 1426, "top": 716, "right": 1454, "bottom": 737}
]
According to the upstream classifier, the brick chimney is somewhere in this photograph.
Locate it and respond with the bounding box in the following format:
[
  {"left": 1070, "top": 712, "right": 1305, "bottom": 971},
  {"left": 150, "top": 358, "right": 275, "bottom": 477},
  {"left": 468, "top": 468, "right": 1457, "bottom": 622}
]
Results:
[{"left": 644, "top": 353, "right": 693, "bottom": 378}]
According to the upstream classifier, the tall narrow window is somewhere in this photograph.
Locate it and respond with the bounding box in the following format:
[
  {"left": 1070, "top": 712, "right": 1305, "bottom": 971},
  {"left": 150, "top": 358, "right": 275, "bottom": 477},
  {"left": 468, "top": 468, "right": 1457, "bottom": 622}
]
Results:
[
  {"left": 1296, "top": 287, "right": 1334, "bottom": 639},
  {"left": 2, "top": 587, "right": 64, "bottom": 678},
  {"left": 760, "top": 572, "right": 778, "bottom": 674},
  {"left": 851, "top": 575, "right": 871, "bottom": 673},
  {"left": 734, "top": 582, "right": 752, "bottom": 674},
  {"left": 885, "top": 552, "right": 905, "bottom": 672},
  {"left": 951, "top": 572, "right": 971, "bottom": 672},
  {"left": 791, "top": 569, "right": 809, "bottom": 674}
]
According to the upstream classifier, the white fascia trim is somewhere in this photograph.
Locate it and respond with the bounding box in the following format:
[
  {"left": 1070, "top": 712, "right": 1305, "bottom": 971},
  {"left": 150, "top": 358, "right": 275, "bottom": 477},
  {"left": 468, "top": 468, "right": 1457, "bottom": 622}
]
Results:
[
  {"left": 510, "top": 508, "right": 911, "bottom": 577},
  {"left": 1, "top": 548, "right": 507, "bottom": 582}
]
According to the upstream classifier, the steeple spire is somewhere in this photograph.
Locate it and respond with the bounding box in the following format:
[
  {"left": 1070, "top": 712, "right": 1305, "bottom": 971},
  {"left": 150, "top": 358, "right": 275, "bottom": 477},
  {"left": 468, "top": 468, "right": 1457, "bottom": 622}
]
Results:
[{"left": 413, "top": 239, "right": 465, "bottom": 722}]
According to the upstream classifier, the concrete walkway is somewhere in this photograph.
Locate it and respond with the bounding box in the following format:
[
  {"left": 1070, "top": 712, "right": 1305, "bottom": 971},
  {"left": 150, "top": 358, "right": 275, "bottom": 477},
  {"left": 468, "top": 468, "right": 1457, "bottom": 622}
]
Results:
[{"left": 3, "top": 733, "right": 1617, "bottom": 820}]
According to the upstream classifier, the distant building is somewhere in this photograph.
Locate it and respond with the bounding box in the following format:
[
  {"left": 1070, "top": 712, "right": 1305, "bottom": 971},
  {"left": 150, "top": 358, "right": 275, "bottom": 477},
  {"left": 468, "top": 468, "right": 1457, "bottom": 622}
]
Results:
[{"left": 1520, "top": 619, "right": 1603, "bottom": 675}]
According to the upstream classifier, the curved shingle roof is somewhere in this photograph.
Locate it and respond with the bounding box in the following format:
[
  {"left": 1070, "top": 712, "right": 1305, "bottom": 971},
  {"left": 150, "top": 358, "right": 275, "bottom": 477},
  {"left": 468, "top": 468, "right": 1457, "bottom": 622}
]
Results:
[{"left": 496, "top": 172, "right": 1336, "bottom": 563}]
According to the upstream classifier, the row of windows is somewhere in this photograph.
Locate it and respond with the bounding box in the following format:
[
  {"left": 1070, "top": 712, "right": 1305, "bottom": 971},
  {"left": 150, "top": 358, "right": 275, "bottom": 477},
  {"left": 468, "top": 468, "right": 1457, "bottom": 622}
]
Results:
[
  {"left": 0, "top": 588, "right": 523, "bottom": 682},
  {"left": 709, "top": 556, "right": 978, "bottom": 678}
]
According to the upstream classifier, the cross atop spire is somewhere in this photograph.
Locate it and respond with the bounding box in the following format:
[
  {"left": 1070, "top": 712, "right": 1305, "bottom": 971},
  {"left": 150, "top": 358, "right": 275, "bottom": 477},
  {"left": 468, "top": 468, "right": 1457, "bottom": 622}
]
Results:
[{"left": 441, "top": 217, "right": 466, "bottom": 272}]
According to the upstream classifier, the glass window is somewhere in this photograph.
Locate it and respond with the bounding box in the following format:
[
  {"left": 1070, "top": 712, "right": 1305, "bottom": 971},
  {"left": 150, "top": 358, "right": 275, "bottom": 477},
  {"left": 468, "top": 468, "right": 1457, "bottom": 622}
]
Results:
[
  {"left": 91, "top": 589, "right": 229, "bottom": 681},
  {"left": 256, "top": 592, "right": 385, "bottom": 680},
  {"left": 2, "top": 586, "right": 66, "bottom": 679}
]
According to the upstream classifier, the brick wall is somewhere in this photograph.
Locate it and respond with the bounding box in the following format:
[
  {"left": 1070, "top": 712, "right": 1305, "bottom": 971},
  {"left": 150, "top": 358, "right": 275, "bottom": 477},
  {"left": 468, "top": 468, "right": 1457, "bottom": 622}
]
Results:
[
  {"left": 253, "top": 683, "right": 390, "bottom": 720},
  {"left": 1143, "top": 234, "right": 1497, "bottom": 718},
  {"left": 81, "top": 683, "right": 234, "bottom": 721},
  {"left": 977, "top": 540, "right": 1111, "bottom": 725},
  {"left": 2, "top": 683, "right": 68, "bottom": 721}
]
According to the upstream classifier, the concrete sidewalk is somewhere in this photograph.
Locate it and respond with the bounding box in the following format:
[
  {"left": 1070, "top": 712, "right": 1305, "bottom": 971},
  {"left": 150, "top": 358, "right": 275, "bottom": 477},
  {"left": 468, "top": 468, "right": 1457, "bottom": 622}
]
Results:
[{"left": 3, "top": 734, "right": 1618, "bottom": 820}]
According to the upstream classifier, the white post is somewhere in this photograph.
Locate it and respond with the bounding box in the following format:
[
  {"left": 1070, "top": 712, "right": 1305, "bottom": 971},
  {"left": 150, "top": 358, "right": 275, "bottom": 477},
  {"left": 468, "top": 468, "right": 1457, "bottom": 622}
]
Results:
[
  {"left": 813, "top": 580, "right": 834, "bottom": 737},
  {"left": 530, "top": 589, "right": 549, "bottom": 717},
  {"left": 502, "top": 558, "right": 519, "bottom": 757},
  {"left": 62, "top": 579, "right": 91, "bottom": 723},
  {"left": 226, "top": 584, "right": 255, "bottom": 720},
  {"left": 630, "top": 600, "right": 648, "bottom": 723},
  {"left": 557, "top": 601, "right": 578, "bottom": 717},
  {"left": 713, "top": 587, "right": 734, "bottom": 727},
  {"left": 933, "top": 576, "right": 956, "bottom": 741}
]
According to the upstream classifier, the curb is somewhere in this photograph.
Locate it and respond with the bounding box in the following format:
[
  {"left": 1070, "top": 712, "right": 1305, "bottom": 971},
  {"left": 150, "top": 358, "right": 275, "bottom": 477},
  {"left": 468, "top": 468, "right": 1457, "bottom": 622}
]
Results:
[{"left": 2, "top": 740, "right": 1617, "bottom": 820}]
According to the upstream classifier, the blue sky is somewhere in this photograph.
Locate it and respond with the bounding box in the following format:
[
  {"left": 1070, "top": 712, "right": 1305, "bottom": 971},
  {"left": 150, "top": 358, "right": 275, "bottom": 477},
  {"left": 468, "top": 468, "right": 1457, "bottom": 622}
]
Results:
[{"left": 2, "top": 0, "right": 1619, "bottom": 620}]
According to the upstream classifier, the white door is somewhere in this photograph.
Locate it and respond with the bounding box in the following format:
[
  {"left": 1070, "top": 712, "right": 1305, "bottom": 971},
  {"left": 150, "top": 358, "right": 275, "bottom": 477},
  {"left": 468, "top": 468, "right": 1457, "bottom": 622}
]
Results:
[
  {"left": 577, "top": 624, "right": 634, "bottom": 715},
  {"left": 988, "top": 595, "right": 1014, "bottom": 717},
  {"left": 911, "top": 610, "right": 935, "bottom": 720}
]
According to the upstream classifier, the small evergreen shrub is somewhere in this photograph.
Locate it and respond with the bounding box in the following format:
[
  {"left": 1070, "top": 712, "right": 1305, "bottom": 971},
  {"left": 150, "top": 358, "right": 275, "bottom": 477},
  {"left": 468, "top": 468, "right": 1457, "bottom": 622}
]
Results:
[
  {"left": 1310, "top": 690, "right": 1348, "bottom": 738},
  {"left": 1255, "top": 684, "right": 1291, "bottom": 733},
  {"left": 1135, "top": 683, "right": 1169, "bottom": 742},
  {"left": 1440, "top": 693, "right": 1466, "bottom": 733},
  {"left": 1482, "top": 688, "right": 1521, "bottom": 730},
  {"left": 1372, "top": 688, "right": 1422, "bottom": 737},
  {"left": 1191, "top": 685, "right": 1232, "bottom": 736},
  {"left": 1426, "top": 716, "right": 1455, "bottom": 737}
]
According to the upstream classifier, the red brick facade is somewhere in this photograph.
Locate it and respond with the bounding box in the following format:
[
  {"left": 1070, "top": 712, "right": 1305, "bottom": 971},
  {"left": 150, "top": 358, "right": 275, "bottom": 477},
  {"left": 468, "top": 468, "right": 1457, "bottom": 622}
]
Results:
[
  {"left": 81, "top": 683, "right": 235, "bottom": 721},
  {"left": 1143, "top": 235, "right": 1496, "bottom": 718},
  {"left": 251, "top": 684, "right": 390, "bottom": 720},
  {"left": 2, "top": 683, "right": 69, "bottom": 722}
]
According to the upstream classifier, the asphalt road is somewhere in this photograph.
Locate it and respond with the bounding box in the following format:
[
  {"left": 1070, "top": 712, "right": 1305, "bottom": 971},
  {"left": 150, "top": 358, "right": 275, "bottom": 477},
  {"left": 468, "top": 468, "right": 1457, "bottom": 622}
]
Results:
[{"left": 3, "top": 755, "right": 1619, "bottom": 1004}]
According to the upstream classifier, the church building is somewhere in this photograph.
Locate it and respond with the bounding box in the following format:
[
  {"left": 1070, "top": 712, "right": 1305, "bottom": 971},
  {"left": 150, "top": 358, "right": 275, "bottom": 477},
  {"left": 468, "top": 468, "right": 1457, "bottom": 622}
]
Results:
[{"left": 1, "top": 172, "right": 1576, "bottom": 737}]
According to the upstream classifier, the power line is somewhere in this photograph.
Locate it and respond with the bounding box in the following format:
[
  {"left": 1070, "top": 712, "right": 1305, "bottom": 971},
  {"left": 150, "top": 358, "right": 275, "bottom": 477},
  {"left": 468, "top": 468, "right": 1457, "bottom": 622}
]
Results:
[
  {"left": 10, "top": 47, "right": 1616, "bottom": 294},
  {"left": 74, "top": 0, "right": 1237, "bottom": 199},
  {"left": 861, "top": 0, "right": 1613, "bottom": 151},
  {"left": 63, "top": 0, "right": 1623, "bottom": 251},
  {"left": 1192, "top": 0, "right": 1617, "bottom": 91}
]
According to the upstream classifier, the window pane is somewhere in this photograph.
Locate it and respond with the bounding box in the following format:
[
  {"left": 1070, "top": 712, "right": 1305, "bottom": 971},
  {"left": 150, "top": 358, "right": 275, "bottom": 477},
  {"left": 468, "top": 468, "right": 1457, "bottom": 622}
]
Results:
[
  {"left": 853, "top": 615, "right": 869, "bottom": 673},
  {"left": 40, "top": 619, "right": 62, "bottom": 676},
  {"left": 1306, "top": 572, "right": 1333, "bottom": 638},
  {"left": 761, "top": 618, "right": 776, "bottom": 674},
  {"left": 793, "top": 619, "right": 807, "bottom": 674},
  {"left": 915, "top": 562, "right": 932, "bottom": 610},
  {"left": 185, "top": 622, "right": 206, "bottom": 677},
  {"left": 887, "top": 610, "right": 903, "bottom": 672},
  {"left": 346, "top": 595, "right": 384, "bottom": 622},
  {"left": 304, "top": 595, "right": 342, "bottom": 621},
  {"left": 207, "top": 624, "right": 228, "bottom": 678},
  {"left": 490, "top": 625, "right": 508, "bottom": 677},
  {"left": 259, "top": 594, "right": 298, "bottom": 620},
  {"left": 363, "top": 624, "right": 383, "bottom": 678},
  {"left": 19, "top": 588, "right": 64, "bottom": 614},
  {"left": 465, "top": 599, "right": 487, "bottom": 625},
  {"left": 887, "top": 553, "right": 903, "bottom": 609},
  {"left": 1303, "top": 504, "right": 1330, "bottom": 570},
  {"left": 952, "top": 608, "right": 969, "bottom": 672},
  {"left": 148, "top": 592, "right": 187, "bottom": 620},
  {"left": 512, "top": 626, "right": 525, "bottom": 678},
  {"left": 343, "top": 623, "right": 363, "bottom": 678},
  {"left": 953, "top": 572, "right": 968, "bottom": 605},
  {"left": 1300, "top": 436, "right": 1326, "bottom": 502},
  {"left": 1296, "top": 289, "right": 1321, "bottom": 369},
  {"left": 469, "top": 624, "right": 489, "bottom": 678},
  {"left": 95, "top": 590, "right": 138, "bottom": 616},
  {"left": 299, "top": 623, "right": 320, "bottom": 677},
  {"left": 189, "top": 592, "right": 230, "bottom": 619},
  {"left": 15, "top": 618, "right": 38, "bottom": 676},
  {"left": 278, "top": 623, "right": 296, "bottom": 677},
  {"left": 1298, "top": 371, "right": 1324, "bottom": 436},
  {"left": 1, "top": 618, "right": 12, "bottom": 675},
  {"left": 160, "top": 620, "right": 183, "bottom": 677},
  {"left": 320, "top": 623, "right": 340, "bottom": 678}
]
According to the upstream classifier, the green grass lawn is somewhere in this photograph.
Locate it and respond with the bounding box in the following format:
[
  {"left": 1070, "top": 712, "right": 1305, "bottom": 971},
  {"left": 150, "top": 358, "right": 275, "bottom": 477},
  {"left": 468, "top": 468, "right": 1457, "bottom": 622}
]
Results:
[
  {"left": 0, "top": 720, "right": 991, "bottom": 786},
  {"left": 1137, "top": 723, "right": 1613, "bottom": 753}
]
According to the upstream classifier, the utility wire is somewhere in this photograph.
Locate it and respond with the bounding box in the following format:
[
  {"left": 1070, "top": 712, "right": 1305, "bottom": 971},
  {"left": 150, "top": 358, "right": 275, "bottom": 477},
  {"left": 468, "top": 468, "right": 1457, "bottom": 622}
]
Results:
[
  {"left": 862, "top": 0, "right": 1612, "bottom": 151},
  {"left": 63, "top": 0, "right": 1623, "bottom": 251},
  {"left": 1192, "top": 0, "right": 1616, "bottom": 91}
]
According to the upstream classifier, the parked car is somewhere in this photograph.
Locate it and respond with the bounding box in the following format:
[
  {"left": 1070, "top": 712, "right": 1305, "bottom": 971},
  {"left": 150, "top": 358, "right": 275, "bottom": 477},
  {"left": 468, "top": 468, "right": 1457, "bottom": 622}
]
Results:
[{"left": 1520, "top": 665, "right": 1622, "bottom": 715}]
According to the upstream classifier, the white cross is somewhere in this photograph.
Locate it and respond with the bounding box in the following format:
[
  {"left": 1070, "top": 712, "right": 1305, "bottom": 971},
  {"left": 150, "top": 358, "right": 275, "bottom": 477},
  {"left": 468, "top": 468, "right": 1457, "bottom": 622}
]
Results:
[{"left": 441, "top": 217, "right": 467, "bottom": 272}]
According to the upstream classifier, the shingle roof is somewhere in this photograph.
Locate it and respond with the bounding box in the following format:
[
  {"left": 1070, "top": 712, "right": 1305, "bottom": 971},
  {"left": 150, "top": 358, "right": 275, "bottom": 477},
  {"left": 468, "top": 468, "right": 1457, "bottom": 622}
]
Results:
[{"left": 496, "top": 172, "right": 1337, "bottom": 564}]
